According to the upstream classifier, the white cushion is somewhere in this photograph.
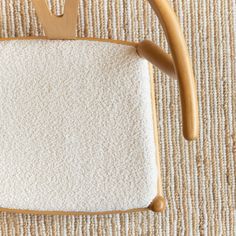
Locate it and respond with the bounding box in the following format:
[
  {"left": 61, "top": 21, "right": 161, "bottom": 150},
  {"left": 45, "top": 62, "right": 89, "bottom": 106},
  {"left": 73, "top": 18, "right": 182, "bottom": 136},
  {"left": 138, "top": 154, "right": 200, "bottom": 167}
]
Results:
[{"left": 0, "top": 40, "right": 157, "bottom": 212}]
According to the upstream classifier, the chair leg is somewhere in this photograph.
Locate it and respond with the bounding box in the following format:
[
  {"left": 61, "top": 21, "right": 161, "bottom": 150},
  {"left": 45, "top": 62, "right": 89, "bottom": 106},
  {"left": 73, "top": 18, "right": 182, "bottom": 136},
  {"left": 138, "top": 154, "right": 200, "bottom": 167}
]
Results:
[{"left": 149, "top": 196, "right": 166, "bottom": 213}]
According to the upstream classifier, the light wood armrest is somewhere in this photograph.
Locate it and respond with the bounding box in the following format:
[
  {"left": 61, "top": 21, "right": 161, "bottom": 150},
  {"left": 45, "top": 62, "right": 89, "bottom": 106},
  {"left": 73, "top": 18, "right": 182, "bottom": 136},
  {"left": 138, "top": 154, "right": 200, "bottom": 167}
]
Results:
[{"left": 138, "top": 0, "right": 199, "bottom": 141}]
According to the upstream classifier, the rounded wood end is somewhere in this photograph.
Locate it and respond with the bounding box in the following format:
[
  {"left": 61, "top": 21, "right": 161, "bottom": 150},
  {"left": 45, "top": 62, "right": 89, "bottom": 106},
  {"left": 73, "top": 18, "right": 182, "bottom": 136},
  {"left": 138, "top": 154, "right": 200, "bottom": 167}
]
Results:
[{"left": 149, "top": 196, "right": 166, "bottom": 213}]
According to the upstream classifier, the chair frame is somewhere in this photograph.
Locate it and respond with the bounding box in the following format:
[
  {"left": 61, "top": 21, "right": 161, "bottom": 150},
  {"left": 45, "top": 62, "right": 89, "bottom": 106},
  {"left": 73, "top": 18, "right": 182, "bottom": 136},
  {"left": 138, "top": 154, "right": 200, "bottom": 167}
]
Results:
[{"left": 0, "top": 0, "right": 199, "bottom": 214}]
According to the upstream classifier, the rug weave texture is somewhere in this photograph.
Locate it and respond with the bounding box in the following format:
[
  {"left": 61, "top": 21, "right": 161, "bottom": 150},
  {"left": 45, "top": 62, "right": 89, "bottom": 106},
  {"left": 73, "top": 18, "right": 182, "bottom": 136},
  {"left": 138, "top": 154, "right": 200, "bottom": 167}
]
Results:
[{"left": 0, "top": 0, "right": 235, "bottom": 235}]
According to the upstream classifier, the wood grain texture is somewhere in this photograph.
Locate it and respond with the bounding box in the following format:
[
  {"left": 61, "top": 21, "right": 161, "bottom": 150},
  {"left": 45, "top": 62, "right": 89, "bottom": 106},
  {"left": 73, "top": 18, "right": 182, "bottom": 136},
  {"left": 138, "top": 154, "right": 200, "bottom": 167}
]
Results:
[{"left": 0, "top": 0, "right": 235, "bottom": 235}]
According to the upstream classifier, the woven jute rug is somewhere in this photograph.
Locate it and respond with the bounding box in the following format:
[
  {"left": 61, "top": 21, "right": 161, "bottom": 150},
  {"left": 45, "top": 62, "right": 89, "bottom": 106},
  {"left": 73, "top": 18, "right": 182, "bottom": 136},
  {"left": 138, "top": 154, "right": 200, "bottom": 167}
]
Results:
[{"left": 0, "top": 0, "right": 235, "bottom": 235}]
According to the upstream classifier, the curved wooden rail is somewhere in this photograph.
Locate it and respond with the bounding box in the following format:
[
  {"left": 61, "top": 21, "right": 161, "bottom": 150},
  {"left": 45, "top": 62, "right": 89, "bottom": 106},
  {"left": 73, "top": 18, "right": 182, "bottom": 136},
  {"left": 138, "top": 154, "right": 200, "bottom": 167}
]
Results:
[{"left": 138, "top": 0, "right": 199, "bottom": 142}]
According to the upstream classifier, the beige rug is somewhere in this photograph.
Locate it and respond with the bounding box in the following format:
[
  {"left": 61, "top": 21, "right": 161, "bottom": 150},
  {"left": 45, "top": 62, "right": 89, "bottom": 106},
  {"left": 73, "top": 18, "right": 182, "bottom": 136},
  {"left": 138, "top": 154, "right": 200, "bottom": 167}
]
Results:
[{"left": 0, "top": 0, "right": 235, "bottom": 235}]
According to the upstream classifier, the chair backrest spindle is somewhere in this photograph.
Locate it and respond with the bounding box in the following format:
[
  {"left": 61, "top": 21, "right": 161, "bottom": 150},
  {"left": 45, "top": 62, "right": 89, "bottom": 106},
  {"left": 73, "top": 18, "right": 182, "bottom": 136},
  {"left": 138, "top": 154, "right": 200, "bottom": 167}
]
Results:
[{"left": 32, "top": 0, "right": 79, "bottom": 39}]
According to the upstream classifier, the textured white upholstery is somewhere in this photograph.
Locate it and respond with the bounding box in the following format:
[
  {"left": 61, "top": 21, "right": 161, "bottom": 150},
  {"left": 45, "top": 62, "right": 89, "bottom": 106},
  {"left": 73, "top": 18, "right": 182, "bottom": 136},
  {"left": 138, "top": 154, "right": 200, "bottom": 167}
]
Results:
[{"left": 0, "top": 40, "right": 157, "bottom": 212}]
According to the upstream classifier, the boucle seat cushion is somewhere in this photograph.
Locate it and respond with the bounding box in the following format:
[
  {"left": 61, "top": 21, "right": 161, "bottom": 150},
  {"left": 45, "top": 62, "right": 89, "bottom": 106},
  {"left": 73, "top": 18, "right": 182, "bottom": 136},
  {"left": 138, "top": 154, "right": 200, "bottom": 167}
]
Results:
[{"left": 0, "top": 40, "right": 157, "bottom": 213}]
